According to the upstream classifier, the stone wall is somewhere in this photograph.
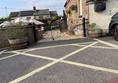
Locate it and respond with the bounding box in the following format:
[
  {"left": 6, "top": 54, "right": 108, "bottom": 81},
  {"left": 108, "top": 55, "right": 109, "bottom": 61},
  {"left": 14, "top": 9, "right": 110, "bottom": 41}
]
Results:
[
  {"left": 0, "top": 29, "right": 10, "bottom": 48},
  {"left": 65, "top": 0, "right": 88, "bottom": 33},
  {"left": 0, "top": 26, "right": 36, "bottom": 48}
]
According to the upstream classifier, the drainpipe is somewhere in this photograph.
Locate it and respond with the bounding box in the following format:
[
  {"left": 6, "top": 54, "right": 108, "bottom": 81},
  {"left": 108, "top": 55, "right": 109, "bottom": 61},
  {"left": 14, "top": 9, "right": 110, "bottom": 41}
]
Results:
[
  {"left": 88, "top": 2, "right": 90, "bottom": 25},
  {"left": 76, "top": 0, "right": 79, "bottom": 23}
]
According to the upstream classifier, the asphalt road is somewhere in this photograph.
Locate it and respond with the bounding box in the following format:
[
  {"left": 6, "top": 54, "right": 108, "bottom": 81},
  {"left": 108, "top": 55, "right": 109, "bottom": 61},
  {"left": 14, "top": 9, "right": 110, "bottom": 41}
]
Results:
[{"left": 0, "top": 37, "right": 118, "bottom": 83}]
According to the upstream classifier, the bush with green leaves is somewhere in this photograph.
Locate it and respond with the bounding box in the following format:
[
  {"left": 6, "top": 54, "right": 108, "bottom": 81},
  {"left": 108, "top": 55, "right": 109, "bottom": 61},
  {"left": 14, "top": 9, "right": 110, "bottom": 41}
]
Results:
[
  {"left": 88, "top": 23, "right": 102, "bottom": 32},
  {"left": 6, "top": 24, "right": 28, "bottom": 39},
  {"left": 66, "top": 10, "right": 72, "bottom": 16},
  {"left": 0, "top": 17, "right": 12, "bottom": 22},
  {"left": 70, "top": 5, "right": 77, "bottom": 11}
]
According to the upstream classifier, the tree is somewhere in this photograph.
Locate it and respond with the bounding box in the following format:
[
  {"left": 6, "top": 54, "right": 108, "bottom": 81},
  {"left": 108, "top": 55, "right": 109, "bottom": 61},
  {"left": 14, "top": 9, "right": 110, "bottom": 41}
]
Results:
[
  {"left": 0, "top": 17, "right": 12, "bottom": 22},
  {"left": 51, "top": 15, "right": 62, "bottom": 22}
]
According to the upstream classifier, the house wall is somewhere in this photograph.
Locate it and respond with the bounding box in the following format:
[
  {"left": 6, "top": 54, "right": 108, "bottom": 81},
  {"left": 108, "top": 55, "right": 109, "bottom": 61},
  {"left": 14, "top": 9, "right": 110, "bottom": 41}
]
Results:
[
  {"left": 11, "top": 17, "right": 18, "bottom": 20},
  {"left": 65, "top": 0, "right": 88, "bottom": 36},
  {"left": 18, "top": 16, "right": 34, "bottom": 21},
  {"left": 35, "top": 15, "right": 50, "bottom": 20},
  {"left": 89, "top": 0, "right": 118, "bottom": 33},
  {"left": 65, "top": 0, "right": 78, "bottom": 31}
]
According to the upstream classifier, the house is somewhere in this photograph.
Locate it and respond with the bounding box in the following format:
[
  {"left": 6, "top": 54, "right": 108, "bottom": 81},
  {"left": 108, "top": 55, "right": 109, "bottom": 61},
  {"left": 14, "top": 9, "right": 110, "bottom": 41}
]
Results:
[
  {"left": 9, "top": 7, "right": 58, "bottom": 21},
  {"left": 64, "top": 0, "right": 88, "bottom": 35},
  {"left": 50, "top": 11, "right": 58, "bottom": 18},
  {"left": 19, "top": 10, "right": 34, "bottom": 21},
  {"left": 34, "top": 9, "right": 51, "bottom": 20},
  {"left": 87, "top": 0, "right": 118, "bottom": 35},
  {"left": 9, "top": 12, "right": 19, "bottom": 19}
]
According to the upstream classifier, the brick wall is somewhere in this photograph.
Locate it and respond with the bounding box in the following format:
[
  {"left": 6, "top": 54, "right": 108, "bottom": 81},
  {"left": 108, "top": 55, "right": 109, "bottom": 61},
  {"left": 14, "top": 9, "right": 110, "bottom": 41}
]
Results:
[
  {"left": 65, "top": 0, "right": 89, "bottom": 36},
  {"left": 65, "top": 0, "right": 88, "bottom": 31}
]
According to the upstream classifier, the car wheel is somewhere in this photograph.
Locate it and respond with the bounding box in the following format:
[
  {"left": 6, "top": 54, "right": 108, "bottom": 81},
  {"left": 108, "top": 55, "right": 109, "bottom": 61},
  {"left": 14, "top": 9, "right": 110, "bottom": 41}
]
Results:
[{"left": 114, "top": 25, "right": 118, "bottom": 41}]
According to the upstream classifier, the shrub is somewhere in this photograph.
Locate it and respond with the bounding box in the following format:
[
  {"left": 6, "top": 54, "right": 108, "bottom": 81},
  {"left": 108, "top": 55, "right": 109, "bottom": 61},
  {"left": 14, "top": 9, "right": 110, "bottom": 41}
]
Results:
[
  {"left": 70, "top": 5, "right": 77, "bottom": 11},
  {"left": 88, "top": 23, "right": 102, "bottom": 32},
  {"left": 6, "top": 24, "right": 28, "bottom": 39},
  {"left": 66, "top": 10, "right": 72, "bottom": 16}
]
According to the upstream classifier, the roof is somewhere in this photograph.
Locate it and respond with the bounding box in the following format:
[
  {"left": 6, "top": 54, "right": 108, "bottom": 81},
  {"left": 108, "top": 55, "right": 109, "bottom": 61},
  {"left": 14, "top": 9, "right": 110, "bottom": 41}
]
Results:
[
  {"left": 19, "top": 10, "right": 34, "bottom": 17},
  {"left": 64, "top": 0, "right": 71, "bottom": 7},
  {"left": 38, "top": 9, "right": 50, "bottom": 15},
  {"left": 50, "top": 11, "right": 58, "bottom": 15},
  {"left": 9, "top": 9, "right": 58, "bottom": 17},
  {"left": 9, "top": 12, "right": 19, "bottom": 17}
]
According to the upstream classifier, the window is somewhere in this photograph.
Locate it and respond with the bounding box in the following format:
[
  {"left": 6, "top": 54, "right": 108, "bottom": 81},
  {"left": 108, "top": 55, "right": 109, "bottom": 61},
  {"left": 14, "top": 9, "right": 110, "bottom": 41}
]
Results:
[
  {"left": 43, "top": 15, "right": 49, "bottom": 19},
  {"left": 27, "top": 17, "right": 31, "bottom": 20},
  {"left": 39, "top": 16, "right": 43, "bottom": 18}
]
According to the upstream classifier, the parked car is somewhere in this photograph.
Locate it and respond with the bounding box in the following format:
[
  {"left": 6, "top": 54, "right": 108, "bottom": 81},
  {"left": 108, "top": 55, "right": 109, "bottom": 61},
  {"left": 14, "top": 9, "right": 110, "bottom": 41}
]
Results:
[{"left": 109, "top": 12, "right": 118, "bottom": 41}]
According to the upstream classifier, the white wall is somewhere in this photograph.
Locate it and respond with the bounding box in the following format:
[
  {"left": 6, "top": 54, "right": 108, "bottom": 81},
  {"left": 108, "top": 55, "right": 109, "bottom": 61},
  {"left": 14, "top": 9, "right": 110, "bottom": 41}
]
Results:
[
  {"left": 89, "top": 0, "right": 118, "bottom": 32},
  {"left": 19, "top": 16, "right": 34, "bottom": 20}
]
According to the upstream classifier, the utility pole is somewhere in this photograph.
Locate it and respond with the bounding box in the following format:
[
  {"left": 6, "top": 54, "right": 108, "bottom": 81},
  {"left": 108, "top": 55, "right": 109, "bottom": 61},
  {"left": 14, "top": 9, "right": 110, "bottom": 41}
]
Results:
[
  {"left": 5, "top": 7, "right": 9, "bottom": 21},
  {"left": 50, "top": 21, "right": 54, "bottom": 41},
  {"left": 5, "top": 7, "right": 8, "bottom": 17}
]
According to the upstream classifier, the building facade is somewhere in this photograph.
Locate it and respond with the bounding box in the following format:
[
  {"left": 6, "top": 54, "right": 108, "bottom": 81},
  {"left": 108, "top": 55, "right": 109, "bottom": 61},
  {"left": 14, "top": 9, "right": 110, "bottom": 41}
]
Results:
[
  {"left": 88, "top": 0, "right": 118, "bottom": 34},
  {"left": 64, "top": 0, "right": 88, "bottom": 35},
  {"left": 9, "top": 7, "right": 58, "bottom": 21}
]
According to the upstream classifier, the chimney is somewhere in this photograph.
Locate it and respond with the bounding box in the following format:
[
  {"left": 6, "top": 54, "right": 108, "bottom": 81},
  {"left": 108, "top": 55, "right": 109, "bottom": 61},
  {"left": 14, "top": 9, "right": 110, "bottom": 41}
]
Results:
[{"left": 33, "top": 6, "right": 36, "bottom": 10}]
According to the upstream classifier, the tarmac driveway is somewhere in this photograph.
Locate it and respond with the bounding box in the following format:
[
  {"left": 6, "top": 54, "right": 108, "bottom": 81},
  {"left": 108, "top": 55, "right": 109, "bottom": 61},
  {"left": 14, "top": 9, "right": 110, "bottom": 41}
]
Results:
[{"left": 0, "top": 37, "right": 118, "bottom": 83}]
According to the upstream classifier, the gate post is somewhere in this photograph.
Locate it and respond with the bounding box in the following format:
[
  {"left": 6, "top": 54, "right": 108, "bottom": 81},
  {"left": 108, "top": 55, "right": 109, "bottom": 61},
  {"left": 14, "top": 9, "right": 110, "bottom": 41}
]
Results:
[
  {"left": 83, "top": 17, "right": 86, "bottom": 37},
  {"left": 32, "top": 24, "right": 37, "bottom": 42},
  {"left": 50, "top": 22, "right": 54, "bottom": 40}
]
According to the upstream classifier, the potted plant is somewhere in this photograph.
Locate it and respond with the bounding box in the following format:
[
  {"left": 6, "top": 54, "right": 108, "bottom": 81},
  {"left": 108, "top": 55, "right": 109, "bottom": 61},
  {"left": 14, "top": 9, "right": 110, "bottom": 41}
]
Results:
[
  {"left": 88, "top": 23, "right": 103, "bottom": 38},
  {"left": 6, "top": 23, "right": 28, "bottom": 50}
]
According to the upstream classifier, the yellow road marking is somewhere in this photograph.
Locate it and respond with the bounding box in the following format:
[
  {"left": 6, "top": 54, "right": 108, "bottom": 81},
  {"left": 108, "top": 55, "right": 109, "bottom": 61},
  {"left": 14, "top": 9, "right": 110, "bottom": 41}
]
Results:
[
  {"left": 13, "top": 50, "right": 118, "bottom": 76},
  {"left": 2, "top": 40, "right": 117, "bottom": 61},
  {"left": 73, "top": 44, "right": 118, "bottom": 50},
  {"left": 9, "top": 42, "right": 97, "bottom": 83},
  {"left": 61, "top": 60, "right": 118, "bottom": 74},
  {"left": 0, "top": 50, "right": 6, "bottom": 55},
  {"left": 13, "top": 51, "right": 57, "bottom": 61},
  {"left": 0, "top": 49, "right": 34, "bottom": 61},
  {"left": 95, "top": 39, "right": 118, "bottom": 48},
  {"left": 5, "top": 41, "right": 94, "bottom": 53},
  {"left": 0, "top": 53, "right": 20, "bottom": 61},
  {"left": 5, "top": 44, "right": 118, "bottom": 54}
]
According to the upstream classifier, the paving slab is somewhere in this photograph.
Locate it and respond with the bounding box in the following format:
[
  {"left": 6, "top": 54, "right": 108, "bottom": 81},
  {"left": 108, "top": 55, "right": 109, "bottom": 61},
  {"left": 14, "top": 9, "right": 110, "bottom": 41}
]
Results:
[
  {"left": 0, "top": 55, "right": 50, "bottom": 83},
  {"left": 66, "top": 48, "right": 118, "bottom": 70},
  {"left": 20, "top": 63, "right": 118, "bottom": 83},
  {"left": 27, "top": 46, "right": 82, "bottom": 59}
]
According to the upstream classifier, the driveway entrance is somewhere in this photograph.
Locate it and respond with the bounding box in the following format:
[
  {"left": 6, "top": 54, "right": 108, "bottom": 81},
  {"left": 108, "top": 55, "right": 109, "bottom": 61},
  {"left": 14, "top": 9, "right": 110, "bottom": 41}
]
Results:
[{"left": 0, "top": 37, "right": 118, "bottom": 83}]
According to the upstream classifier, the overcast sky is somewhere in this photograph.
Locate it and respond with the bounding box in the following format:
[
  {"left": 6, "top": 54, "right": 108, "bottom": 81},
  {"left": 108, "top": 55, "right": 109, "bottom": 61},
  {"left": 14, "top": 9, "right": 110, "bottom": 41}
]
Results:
[{"left": 0, "top": 0, "right": 66, "bottom": 18}]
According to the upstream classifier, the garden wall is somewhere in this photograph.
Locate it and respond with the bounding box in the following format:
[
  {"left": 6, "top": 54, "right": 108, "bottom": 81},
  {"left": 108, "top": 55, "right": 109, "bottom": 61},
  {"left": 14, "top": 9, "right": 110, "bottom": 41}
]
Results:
[
  {"left": 0, "top": 26, "right": 36, "bottom": 48},
  {"left": 0, "top": 29, "right": 10, "bottom": 48}
]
